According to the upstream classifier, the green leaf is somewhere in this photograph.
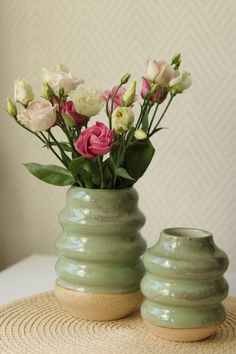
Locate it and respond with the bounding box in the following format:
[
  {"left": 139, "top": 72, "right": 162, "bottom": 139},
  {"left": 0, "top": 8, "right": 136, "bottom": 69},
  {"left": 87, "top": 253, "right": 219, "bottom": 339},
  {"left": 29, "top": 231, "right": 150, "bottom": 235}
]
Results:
[
  {"left": 69, "top": 157, "right": 86, "bottom": 177},
  {"left": 24, "top": 163, "right": 75, "bottom": 186},
  {"left": 104, "top": 166, "right": 113, "bottom": 188},
  {"left": 82, "top": 159, "right": 101, "bottom": 186},
  {"left": 43, "top": 142, "right": 72, "bottom": 152},
  {"left": 116, "top": 167, "right": 135, "bottom": 180},
  {"left": 103, "top": 158, "right": 114, "bottom": 188},
  {"left": 124, "top": 139, "right": 155, "bottom": 180},
  {"left": 151, "top": 127, "right": 168, "bottom": 135},
  {"left": 69, "top": 157, "right": 101, "bottom": 188},
  {"left": 79, "top": 168, "right": 94, "bottom": 188}
]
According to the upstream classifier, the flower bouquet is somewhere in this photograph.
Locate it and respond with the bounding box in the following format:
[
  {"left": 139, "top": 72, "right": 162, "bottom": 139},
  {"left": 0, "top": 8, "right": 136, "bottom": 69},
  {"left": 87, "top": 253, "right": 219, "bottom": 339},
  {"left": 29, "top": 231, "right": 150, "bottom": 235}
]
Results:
[
  {"left": 6, "top": 54, "right": 191, "bottom": 189},
  {"left": 6, "top": 54, "right": 191, "bottom": 321}
]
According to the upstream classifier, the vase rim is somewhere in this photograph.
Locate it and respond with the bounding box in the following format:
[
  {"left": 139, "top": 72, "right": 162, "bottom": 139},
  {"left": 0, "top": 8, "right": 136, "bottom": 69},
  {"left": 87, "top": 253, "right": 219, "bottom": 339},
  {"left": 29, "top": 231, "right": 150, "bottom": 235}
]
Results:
[
  {"left": 69, "top": 185, "right": 133, "bottom": 192},
  {"left": 162, "top": 227, "right": 212, "bottom": 239}
]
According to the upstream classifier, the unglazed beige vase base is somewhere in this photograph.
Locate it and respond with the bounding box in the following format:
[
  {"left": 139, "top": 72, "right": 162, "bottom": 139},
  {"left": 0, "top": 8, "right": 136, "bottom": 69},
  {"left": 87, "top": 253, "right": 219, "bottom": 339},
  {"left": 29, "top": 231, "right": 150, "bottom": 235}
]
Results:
[
  {"left": 55, "top": 284, "right": 143, "bottom": 321},
  {"left": 145, "top": 320, "right": 222, "bottom": 342}
]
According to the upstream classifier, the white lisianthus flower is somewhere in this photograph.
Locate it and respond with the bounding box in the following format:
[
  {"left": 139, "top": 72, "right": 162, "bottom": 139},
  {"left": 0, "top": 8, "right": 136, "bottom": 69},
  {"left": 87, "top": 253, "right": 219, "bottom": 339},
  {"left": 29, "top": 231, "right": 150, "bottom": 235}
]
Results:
[
  {"left": 169, "top": 71, "right": 192, "bottom": 94},
  {"left": 112, "top": 107, "right": 134, "bottom": 134},
  {"left": 134, "top": 129, "right": 147, "bottom": 140},
  {"left": 69, "top": 87, "right": 104, "bottom": 117},
  {"left": 14, "top": 79, "right": 34, "bottom": 106},
  {"left": 146, "top": 59, "right": 178, "bottom": 86},
  {"left": 41, "top": 64, "right": 84, "bottom": 95},
  {"left": 20, "top": 100, "right": 57, "bottom": 132}
]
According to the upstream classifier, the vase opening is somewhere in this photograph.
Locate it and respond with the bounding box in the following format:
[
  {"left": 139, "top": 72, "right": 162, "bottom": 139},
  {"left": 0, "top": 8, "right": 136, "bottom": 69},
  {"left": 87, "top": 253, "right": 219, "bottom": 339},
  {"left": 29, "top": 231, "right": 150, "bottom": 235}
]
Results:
[{"left": 163, "top": 227, "right": 212, "bottom": 239}]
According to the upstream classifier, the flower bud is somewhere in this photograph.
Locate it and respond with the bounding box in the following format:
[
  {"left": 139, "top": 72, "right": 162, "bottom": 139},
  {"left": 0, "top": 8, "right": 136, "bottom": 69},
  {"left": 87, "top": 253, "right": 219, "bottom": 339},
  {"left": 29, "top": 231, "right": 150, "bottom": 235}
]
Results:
[
  {"left": 14, "top": 79, "right": 34, "bottom": 106},
  {"left": 134, "top": 129, "right": 147, "bottom": 140},
  {"left": 61, "top": 112, "right": 76, "bottom": 127},
  {"left": 6, "top": 97, "right": 17, "bottom": 117},
  {"left": 122, "top": 81, "right": 136, "bottom": 107},
  {"left": 169, "top": 71, "right": 192, "bottom": 95},
  {"left": 112, "top": 106, "right": 134, "bottom": 134},
  {"left": 61, "top": 101, "right": 87, "bottom": 127},
  {"left": 54, "top": 64, "right": 69, "bottom": 73},
  {"left": 149, "top": 83, "right": 158, "bottom": 96},
  {"left": 41, "top": 65, "right": 84, "bottom": 95},
  {"left": 42, "top": 82, "right": 54, "bottom": 101},
  {"left": 171, "top": 53, "right": 181, "bottom": 69},
  {"left": 120, "top": 73, "right": 131, "bottom": 85}
]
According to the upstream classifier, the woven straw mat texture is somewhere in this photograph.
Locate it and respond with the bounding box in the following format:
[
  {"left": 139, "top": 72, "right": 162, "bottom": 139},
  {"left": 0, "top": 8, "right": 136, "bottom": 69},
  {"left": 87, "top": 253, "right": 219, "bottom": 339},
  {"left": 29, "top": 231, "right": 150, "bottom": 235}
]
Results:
[{"left": 0, "top": 292, "right": 235, "bottom": 354}]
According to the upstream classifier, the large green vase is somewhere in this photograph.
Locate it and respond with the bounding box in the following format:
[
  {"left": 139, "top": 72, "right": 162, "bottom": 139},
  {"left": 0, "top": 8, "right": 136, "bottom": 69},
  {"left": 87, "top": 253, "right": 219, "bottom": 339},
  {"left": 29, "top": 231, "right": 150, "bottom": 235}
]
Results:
[
  {"left": 141, "top": 227, "right": 229, "bottom": 341},
  {"left": 54, "top": 186, "right": 146, "bottom": 320}
]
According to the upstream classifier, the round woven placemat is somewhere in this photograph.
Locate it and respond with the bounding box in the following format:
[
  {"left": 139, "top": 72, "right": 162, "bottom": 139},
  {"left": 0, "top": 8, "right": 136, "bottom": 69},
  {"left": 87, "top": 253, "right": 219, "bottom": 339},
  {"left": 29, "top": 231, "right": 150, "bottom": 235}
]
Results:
[{"left": 0, "top": 293, "right": 235, "bottom": 354}]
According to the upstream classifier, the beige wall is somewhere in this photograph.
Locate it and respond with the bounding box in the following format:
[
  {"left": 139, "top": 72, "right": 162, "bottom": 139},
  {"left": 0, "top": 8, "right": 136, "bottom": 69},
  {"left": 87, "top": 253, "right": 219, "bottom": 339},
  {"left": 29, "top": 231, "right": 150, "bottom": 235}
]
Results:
[{"left": 0, "top": 0, "right": 236, "bottom": 271}]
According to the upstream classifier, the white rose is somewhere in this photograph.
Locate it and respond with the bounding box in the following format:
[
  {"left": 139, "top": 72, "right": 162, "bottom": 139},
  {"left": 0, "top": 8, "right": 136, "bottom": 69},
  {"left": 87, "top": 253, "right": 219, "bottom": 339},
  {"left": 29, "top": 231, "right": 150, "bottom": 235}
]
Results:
[
  {"left": 41, "top": 64, "right": 84, "bottom": 95},
  {"left": 14, "top": 79, "right": 34, "bottom": 106},
  {"left": 146, "top": 59, "right": 178, "bottom": 86},
  {"left": 169, "top": 71, "right": 192, "bottom": 94},
  {"left": 112, "top": 107, "right": 134, "bottom": 134},
  {"left": 20, "top": 100, "right": 57, "bottom": 132},
  {"left": 69, "top": 87, "right": 104, "bottom": 117}
]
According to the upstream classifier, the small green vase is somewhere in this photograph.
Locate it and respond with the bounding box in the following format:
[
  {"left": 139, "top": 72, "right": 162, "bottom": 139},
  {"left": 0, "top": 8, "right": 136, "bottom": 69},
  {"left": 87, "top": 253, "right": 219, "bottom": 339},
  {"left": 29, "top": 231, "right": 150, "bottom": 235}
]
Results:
[
  {"left": 141, "top": 227, "right": 229, "bottom": 341},
  {"left": 54, "top": 186, "right": 146, "bottom": 320}
]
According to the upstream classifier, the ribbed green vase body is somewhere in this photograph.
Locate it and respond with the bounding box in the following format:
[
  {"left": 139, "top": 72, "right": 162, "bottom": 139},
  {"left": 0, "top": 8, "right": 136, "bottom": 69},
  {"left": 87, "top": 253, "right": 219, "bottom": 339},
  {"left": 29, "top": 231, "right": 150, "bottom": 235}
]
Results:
[
  {"left": 141, "top": 228, "right": 229, "bottom": 329},
  {"left": 55, "top": 187, "right": 146, "bottom": 294}
]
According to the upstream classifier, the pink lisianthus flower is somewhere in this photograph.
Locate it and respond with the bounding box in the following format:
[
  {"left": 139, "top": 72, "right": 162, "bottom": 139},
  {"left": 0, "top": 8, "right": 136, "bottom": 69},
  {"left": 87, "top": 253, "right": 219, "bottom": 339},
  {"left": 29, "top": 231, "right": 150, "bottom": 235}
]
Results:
[
  {"left": 146, "top": 59, "right": 178, "bottom": 86},
  {"left": 20, "top": 100, "right": 57, "bottom": 132},
  {"left": 141, "top": 77, "right": 168, "bottom": 104},
  {"left": 102, "top": 86, "right": 127, "bottom": 112},
  {"left": 74, "top": 122, "right": 115, "bottom": 159},
  {"left": 61, "top": 100, "right": 87, "bottom": 127}
]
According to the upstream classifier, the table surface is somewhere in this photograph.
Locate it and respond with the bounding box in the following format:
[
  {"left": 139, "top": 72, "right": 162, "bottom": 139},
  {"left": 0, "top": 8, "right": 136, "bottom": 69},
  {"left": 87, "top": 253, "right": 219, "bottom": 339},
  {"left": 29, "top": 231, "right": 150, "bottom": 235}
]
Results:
[{"left": 0, "top": 254, "right": 235, "bottom": 306}]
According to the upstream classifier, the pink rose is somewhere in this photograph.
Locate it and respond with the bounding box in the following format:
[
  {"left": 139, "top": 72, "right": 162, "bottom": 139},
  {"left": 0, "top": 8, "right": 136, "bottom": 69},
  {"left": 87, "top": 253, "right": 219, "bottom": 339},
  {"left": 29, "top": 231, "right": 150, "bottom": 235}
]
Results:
[
  {"left": 61, "top": 101, "right": 87, "bottom": 127},
  {"left": 102, "top": 86, "right": 127, "bottom": 112},
  {"left": 74, "top": 122, "right": 115, "bottom": 159},
  {"left": 141, "top": 77, "right": 167, "bottom": 103}
]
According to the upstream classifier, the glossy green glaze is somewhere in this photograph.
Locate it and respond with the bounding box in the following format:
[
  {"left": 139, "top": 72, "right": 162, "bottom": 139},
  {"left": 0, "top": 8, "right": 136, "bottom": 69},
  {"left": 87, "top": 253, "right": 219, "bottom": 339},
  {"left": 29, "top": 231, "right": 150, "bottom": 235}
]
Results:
[
  {"left": 55, "top": 186, "right": 146, "bottom": 294},
  {"left": 141, "top": 227, "right": 229, "bottom": 328}
]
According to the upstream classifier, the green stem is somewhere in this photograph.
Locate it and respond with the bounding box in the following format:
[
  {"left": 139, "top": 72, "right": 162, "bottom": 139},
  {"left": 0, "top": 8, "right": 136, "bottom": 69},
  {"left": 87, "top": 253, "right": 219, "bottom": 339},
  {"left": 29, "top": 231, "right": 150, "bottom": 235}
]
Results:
[
  {"left": 135, "top": 83, "right": 158, "bottom": 130},
  {"left": 148, "top": 103, "right": 159, "bottom": 134},
  {"left": 149, "top": 95, "right": 174, "bottom": 137},
  {"left": 58, "top": 112, "right": 77, "bottom": 155},
  {"left": 105, "top": 93, "right": 111, "bottom": 121},
  {"left": 113, "top": 135, "right": 125, "bottom": 188},
  {"left": 125, "top": 131, "right": 134, "bottom": 147},
  {"left": 110, "top": 84, "right": 122, "bottom": 116},
  {"left": 39, "top": 132, "right": 67, "bottom": 167},
  {"left": 97, "top": 156, "right": 104, "bottom": 189},
  {"left": 148, "top": 90, "right": 165, "bottom": 135},
  {"left": 137, "top": 99, "right": 152, "bottom": 130},
  {"left": 108, "top": 84, "right": 123, "bottom": 129},
  {"left": 135, "top": 99, "right": 148, "bottom": 129},
  {"left": 13, "top": 117, "right": 69, "bottom": 169},
  {"left": 14, "top": 118, "right": 45, "bottom": 143},
  {"left": 48, "top": 129, "right": 71, "bottom": 167}
]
